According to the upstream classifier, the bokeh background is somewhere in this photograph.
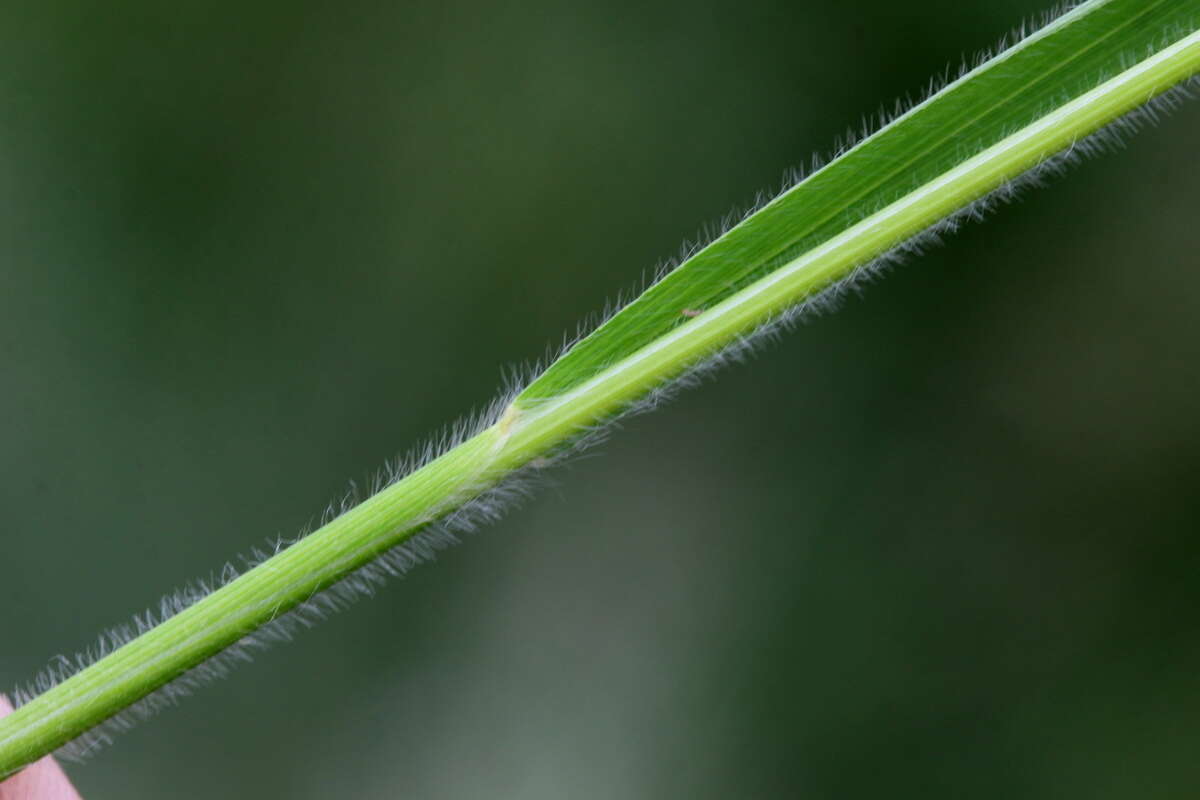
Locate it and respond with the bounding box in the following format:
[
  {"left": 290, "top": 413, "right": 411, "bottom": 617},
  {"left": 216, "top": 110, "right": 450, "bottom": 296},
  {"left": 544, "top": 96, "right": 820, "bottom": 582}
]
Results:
[{"left": 2, "top": 1, "right": 1199, "bottom": 796}]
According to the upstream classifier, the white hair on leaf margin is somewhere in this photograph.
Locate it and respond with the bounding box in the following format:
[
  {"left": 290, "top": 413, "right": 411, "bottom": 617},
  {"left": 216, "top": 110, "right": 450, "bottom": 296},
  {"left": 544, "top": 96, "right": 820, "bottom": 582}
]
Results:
[{"left": 10, "top": 11, "right": 1197, "bottom": 763}]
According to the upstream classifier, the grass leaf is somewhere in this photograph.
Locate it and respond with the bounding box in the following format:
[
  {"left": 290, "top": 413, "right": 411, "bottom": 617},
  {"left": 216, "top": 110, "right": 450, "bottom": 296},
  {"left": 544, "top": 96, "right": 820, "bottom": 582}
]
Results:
[{"left": 2, "top": 0, "right": 1198, "bottom": 777}]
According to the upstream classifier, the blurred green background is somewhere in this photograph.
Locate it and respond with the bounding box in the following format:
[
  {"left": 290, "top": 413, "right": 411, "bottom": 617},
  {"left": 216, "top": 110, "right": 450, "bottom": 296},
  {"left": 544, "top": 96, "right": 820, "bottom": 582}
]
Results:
[{"left": 2, "top": 1, "right": 1199, "bottom": 796}]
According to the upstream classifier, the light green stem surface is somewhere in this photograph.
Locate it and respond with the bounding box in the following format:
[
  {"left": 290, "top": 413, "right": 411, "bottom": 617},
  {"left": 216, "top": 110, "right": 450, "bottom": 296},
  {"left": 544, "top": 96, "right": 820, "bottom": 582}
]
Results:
[{"left": 2, "top": 1, "right": 1198, "bottom": 776}]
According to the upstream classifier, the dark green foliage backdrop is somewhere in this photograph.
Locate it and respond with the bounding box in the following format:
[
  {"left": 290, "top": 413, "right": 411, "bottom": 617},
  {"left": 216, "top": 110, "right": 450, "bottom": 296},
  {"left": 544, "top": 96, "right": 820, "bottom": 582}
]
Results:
[{"left": 2, "top": 1, "right": 1198, "bottom": 796}]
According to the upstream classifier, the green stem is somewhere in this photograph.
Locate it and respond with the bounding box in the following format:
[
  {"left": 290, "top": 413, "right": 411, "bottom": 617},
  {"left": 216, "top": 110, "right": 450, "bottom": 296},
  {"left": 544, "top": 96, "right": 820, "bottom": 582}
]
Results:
[{"left": 2, "top": 14, "right": 1198, "bottom": 780}]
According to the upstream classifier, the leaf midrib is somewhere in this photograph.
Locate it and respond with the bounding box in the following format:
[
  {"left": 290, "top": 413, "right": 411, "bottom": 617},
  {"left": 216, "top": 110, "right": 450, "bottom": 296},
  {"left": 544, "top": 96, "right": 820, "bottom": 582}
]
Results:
[{"left": 712, "top": 0, "right": 1163, "bottom": 283}]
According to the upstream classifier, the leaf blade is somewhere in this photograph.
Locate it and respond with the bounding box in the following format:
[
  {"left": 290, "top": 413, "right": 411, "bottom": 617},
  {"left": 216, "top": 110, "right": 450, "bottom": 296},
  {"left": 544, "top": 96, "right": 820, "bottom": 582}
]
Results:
[{"left": 518, "top": 0, "right": 1200, "bottom": 406}]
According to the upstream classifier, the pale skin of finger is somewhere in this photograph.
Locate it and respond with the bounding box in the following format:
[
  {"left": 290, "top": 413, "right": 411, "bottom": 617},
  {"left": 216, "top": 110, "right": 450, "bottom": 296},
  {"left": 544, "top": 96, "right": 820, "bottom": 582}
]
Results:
[{"left": 0, "top": 697, "right": 83, "bottom": 800}]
